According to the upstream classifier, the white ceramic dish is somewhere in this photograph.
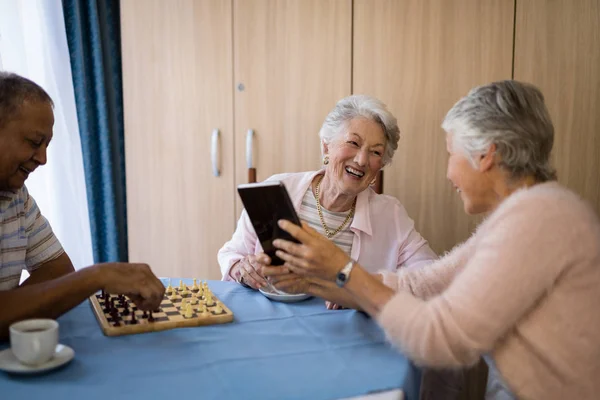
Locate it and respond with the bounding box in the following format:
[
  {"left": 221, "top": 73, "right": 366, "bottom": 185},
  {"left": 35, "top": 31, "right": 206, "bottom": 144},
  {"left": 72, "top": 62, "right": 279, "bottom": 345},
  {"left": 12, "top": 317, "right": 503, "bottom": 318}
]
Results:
[
  {"left": 0, "top": 344, "right": 74, "bottom": 375},
  {"left": 259, "top": 287, "right": 312, "bottom": 303}
]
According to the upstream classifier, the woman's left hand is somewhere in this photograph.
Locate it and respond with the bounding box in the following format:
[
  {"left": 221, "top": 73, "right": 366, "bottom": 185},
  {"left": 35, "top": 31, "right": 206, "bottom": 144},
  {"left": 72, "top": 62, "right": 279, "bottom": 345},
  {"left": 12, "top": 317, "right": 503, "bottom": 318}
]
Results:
[{"left": 273, "top": 220, "right": 350, "bottom": 282}]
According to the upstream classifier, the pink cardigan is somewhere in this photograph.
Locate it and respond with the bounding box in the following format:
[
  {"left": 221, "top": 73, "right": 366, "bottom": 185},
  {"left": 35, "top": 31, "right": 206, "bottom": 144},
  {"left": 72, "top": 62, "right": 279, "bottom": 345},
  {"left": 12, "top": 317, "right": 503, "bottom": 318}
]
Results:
[
  {"left": 218, "top": 170, "right": 436, "bottom": 280},
  {"left": 378, "top": 182, "right": 600, "bottom": 399}
]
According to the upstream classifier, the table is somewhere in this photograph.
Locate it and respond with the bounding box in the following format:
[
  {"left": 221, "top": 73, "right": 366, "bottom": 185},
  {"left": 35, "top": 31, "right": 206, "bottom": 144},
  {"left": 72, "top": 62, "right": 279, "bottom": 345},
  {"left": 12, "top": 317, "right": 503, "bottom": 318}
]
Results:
[{"left": 1, "top": 280, "right": 421, "bottom": 400}]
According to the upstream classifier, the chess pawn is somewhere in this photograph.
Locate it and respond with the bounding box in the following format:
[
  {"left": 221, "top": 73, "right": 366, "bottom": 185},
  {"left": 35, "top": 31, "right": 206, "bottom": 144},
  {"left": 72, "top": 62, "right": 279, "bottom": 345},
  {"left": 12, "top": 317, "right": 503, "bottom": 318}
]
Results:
[
  {"left": 192, "top": 278, "right": 199, "bottom": 291},
  {"left": 180, "top": 298, "right": 188, "bottom": 311},
  {"left": 190, "top": 295, "right": 197, "bottom": 305},
  {"left": 205, "top": 295, "right": 215, "bottom": 307},
  {"left": 179, "top": 280, "right": 184, "bottom": 291},
  {"left": 198, "top": 304, "right": 208, "bottom": 315},
  {"left": 184, "top": 304, "right": 194, "bottom": 319},
  {"left": 213, "top": 304, "right": 224, "bottom": 314},
  {"left": 166, "top": 282, "right": 173, "bottom": 294}
]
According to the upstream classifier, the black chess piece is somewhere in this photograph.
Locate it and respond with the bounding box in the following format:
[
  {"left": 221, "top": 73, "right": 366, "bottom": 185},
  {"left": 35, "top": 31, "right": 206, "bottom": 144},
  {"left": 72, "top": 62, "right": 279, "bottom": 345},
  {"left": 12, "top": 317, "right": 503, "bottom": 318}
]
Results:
[
  {"left": 148, "top": 311, "right": 154, "bottom": 322},
  {"left": 103, "top": 298, "right": 111, "bottom": 313},
  {"left": 130, "top": 310, "right": 137, "bottom": 324},
  {"left": 110, "top": 309, "right": 120, "bottom": 325},
  {"left": 142, "top": 310, "right": 147, "bottom": 318},
  {"left": 122, "top": 304, "right": 129, "bottom": 316}
]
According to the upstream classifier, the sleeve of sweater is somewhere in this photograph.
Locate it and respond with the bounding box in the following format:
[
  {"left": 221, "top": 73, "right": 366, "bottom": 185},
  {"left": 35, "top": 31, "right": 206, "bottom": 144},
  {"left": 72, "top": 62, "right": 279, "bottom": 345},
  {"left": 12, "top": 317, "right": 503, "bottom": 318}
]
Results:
[
  {"left": 376, "top": 196, "right": 572, "bottom": 367},
  {"left": 379, "top": 239, "right": 474, "bottom": 299}
]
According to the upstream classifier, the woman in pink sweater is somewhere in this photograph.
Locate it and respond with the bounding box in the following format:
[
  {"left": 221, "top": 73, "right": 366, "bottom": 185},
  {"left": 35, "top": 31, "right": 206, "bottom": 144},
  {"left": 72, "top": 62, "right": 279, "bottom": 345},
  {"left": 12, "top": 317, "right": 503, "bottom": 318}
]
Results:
[{"left": 266, "top": 81, "right": 600, "bottom": 399}]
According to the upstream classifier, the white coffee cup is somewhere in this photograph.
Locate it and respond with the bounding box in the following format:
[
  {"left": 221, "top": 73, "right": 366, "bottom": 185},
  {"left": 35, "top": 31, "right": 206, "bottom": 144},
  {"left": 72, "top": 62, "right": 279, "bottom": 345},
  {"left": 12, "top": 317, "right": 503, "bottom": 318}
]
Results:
[{"left": 9, "top": 319, "right": 59, "bottom": 366}]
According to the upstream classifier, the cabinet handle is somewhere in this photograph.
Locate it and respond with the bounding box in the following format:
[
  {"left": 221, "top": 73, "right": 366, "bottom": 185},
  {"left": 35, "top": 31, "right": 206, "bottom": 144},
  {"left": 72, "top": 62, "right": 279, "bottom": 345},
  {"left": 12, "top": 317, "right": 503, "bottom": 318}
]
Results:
[
  {"left": 211, "top": 129, "right": 220, "bottom": 177},
  {"left": 246, "top": 129, "right": 254, "bottom": 168},
  {"left": 246, "top": 129, "right": 256, "bottom": 183}
]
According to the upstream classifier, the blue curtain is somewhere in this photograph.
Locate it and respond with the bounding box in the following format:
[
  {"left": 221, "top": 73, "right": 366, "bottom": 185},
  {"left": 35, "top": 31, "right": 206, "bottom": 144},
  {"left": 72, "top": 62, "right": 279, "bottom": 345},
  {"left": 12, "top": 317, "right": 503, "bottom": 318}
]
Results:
[{"left": 62, "top": 0, "right": 128, "bottom": 263}]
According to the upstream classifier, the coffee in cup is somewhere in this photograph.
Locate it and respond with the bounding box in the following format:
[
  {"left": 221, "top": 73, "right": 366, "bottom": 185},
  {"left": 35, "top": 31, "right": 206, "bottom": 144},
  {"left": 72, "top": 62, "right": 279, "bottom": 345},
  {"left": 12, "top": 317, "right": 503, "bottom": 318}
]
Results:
[{"left": 9, "top": 319, "right": 59, "bottom": 366}]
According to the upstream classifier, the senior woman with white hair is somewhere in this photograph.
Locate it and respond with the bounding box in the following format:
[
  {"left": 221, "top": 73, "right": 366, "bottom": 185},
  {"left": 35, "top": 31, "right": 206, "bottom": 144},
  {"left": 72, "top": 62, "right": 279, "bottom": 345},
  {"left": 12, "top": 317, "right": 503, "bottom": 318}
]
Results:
[
  {"left": 218, "top": 95, "right": 436, "bottom": 308},
  {"left": 270, "top": 81, "right": 600, "bottom": 399}
]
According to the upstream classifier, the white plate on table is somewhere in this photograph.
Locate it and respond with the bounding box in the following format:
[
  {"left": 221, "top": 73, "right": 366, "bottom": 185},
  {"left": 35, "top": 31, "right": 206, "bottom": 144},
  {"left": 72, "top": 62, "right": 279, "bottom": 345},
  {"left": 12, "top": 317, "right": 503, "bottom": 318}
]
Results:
[
  {"left": 259, "top": 287, "right": 312, "bottom": 303},
  {"left": 0, "top": 344, "right": 74, "bottom": 375}
]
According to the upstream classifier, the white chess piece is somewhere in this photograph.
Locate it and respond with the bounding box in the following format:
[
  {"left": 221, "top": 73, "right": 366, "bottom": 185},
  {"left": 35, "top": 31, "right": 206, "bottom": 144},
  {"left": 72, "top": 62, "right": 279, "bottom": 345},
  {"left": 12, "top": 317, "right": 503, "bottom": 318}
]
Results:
[
  {"left": 184, "top": 304, "right": 193, "bottom": 318},
  {"left": 205, "top": 294, "right": 215, "bottom": 307}
]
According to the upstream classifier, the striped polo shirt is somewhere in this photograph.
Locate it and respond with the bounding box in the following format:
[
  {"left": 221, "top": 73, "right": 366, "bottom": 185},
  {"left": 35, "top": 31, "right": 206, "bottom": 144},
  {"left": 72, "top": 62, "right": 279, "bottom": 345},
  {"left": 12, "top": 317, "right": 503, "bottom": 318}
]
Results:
[
  {"left": 0, "top": 185, "right": 64, "bottom": 291},
  {"left": 298, "top": 188, "right": 354, "bottom": 256}
]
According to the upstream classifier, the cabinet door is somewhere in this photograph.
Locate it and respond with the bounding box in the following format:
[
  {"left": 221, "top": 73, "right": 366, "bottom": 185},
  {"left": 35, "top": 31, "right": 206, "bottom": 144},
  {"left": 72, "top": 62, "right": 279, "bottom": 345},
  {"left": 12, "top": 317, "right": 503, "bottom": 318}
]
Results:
[
  {"left": 121, "top": 0, "right": 234, "bottom": 279},
  {"left": 514, "top": 0, "right": 600, "bottom": 216},
  {"left": 353, "top": 0, "right": 514, "bottom": 254},
  {"left": 233, "top": 0, "right": 352, "bottom": 216}
]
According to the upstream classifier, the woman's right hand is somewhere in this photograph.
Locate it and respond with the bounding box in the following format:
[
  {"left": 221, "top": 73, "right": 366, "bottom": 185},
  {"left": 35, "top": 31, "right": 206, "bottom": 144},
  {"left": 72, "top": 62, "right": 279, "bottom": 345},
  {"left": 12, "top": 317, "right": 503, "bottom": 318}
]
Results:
[{"left": 230, "top": 254, "right": 270, "bottom": 290}]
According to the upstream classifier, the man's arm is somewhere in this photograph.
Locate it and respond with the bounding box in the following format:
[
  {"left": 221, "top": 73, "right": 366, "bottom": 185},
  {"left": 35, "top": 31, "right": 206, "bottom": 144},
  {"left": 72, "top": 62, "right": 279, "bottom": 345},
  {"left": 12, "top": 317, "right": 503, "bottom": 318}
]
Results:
[
  {"left": 0, "top": 261, "right": 166, "bottom": 342},
  {"left": 0, "top": 266, "right": 102, "bottom": 341},
  {"left": 21, "top": 253, "right": 75, "bottom": 286}
]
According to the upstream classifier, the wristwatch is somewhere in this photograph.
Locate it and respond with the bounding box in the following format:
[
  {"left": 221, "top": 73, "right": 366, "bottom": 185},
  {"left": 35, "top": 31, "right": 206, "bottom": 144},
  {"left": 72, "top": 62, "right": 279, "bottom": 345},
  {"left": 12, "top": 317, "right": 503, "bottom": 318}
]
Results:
[{"left": 335, "top": 259, "right": 355, "bottom": 287}]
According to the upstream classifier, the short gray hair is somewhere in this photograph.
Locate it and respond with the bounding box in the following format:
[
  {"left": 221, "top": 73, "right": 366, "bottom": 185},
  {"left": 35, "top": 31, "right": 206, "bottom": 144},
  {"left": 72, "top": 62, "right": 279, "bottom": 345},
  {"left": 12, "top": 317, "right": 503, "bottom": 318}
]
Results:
[
  {"left": 0, "top": 72, "right": 53, "bottom": 129},
  {"left": 319, "top": 95, "right": 400, "bottom": 165},
  {"left": 442, "top": 80, "right": 557, "bottom": 182}
]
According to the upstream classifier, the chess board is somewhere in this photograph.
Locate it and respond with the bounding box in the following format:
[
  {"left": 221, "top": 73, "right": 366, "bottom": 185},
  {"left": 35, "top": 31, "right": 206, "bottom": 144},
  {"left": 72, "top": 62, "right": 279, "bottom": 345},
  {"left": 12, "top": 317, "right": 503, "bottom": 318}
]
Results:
[{"left": 89, "top": 282, "right": 233, "bottom": 337}]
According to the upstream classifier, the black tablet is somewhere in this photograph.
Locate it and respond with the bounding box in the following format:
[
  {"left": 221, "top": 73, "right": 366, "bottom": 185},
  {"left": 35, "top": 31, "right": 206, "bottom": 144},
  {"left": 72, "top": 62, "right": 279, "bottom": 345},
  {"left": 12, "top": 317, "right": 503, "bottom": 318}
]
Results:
[{"left": 237, "top": 181, "right": 302, "bottom": 265}]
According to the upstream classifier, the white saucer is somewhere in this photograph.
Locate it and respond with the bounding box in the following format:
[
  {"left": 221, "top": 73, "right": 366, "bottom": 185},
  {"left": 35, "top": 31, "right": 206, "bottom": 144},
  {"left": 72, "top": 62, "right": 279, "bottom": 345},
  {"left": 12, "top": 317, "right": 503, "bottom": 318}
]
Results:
[
  {"left": 0, "top": 344, "right": 74, "bottom": 374},
  {"left": 259, "top": 287, "right": 312, "bottom": 303}
]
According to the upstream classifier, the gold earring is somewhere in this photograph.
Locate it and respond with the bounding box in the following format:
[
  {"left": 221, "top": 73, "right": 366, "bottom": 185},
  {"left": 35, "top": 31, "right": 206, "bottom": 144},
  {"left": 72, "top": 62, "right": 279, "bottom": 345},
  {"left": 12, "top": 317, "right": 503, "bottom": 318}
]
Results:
[
  {"left": 323, "top": 156, "right": 329, "bottom": 165},
  {"left": 370, "top": 178, "right": 376, "bottom": 185}
]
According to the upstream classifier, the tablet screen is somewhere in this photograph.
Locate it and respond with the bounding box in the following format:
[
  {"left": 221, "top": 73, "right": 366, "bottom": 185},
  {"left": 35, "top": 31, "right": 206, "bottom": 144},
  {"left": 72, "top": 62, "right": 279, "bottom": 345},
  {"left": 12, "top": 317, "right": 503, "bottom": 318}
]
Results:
[{"left": 237, "top": 181, "right": 301, "bottom": 265}]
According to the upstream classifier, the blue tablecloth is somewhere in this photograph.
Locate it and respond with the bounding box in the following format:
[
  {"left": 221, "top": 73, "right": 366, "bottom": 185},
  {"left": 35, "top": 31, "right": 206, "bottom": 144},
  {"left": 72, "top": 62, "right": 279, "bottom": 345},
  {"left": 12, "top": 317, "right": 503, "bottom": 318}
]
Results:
[{"left": 1, "top": 280, "right": 421, "bottom": 400}]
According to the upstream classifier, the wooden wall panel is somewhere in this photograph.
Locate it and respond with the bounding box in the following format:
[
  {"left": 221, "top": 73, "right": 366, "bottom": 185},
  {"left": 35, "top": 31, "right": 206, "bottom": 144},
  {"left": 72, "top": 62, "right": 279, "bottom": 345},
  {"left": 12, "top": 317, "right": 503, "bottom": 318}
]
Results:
[
  {"left": 353, "top": 0, "right": 514, "bottom": 254},
  {"left": 514, "top": 0, "right": 600, "bottom": 216}
]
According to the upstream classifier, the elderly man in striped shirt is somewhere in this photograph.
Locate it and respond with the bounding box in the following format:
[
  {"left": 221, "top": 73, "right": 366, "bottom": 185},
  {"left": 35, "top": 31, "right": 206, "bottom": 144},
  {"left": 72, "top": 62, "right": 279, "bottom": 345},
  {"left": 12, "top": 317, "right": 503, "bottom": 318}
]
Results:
[{"left": 0, "top": 72, "right": 165, "bottom": 340}]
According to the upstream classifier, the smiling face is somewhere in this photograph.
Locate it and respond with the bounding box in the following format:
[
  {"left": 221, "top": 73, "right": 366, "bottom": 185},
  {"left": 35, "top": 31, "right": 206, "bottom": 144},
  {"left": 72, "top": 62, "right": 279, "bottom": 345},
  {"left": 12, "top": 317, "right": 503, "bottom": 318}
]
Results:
[
  {"left": 446, "top": 133, "right": 499, "bottom": 215},
  {"left": 323, "top": 117, "right": 386, "bottom": 197},
  {"left": 0, "top": 100, "right": 54, "bottom": 191}
]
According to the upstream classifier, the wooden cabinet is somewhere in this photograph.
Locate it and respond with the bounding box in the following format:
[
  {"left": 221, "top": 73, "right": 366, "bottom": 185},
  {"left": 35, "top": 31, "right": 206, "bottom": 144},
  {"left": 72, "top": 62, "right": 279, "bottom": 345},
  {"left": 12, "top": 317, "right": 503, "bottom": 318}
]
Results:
[
  {"left": 353, "top": 0, "right": 514, "bottom": 254},
  {"left": 514, "top": 0, "right": 600, "bottom": 217},
  {"left": 121, "top": 0, "right": 351, "bottom": 279},
  {"left": 121, "top": 0, "right": 235, "bottom": 280},
  {"left": 233, "top": 0, "right": 351, "bottom": 215},
  {"left": 122, "top": 0, "right": 600, "bottom": 276}
]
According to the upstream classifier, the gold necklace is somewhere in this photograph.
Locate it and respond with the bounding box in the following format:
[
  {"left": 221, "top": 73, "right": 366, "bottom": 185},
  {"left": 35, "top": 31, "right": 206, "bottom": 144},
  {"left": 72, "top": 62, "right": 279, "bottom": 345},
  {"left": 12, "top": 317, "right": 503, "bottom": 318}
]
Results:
[{"left": 315, "top": 177, "right": 355, "bottom": 239}]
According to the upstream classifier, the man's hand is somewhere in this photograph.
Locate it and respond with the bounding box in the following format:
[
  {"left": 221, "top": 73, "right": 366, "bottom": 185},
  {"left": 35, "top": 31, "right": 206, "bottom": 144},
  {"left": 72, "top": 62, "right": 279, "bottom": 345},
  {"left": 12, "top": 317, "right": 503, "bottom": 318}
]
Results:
[{"left": 99, "top": 263, "right": 165, "bottom": 311}]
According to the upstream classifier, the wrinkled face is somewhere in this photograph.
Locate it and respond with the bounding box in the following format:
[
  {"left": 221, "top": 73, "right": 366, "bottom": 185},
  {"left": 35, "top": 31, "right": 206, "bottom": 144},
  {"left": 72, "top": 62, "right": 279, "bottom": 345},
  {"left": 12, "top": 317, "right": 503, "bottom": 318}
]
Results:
[
  {"left": 445, "top": 133, "right": 494, "bottom": 215},
  {"left": 0, "top": 101, "right": 54, "bottom": 191},
  {"left": 324, "top": 117, "right": 386, "bottom": 197}
]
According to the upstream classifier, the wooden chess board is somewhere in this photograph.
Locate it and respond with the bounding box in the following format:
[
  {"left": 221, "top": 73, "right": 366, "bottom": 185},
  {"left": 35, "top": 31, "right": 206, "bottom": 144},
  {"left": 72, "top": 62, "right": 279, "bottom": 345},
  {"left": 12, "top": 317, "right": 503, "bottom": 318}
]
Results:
[{"left": 89, "top": 281, "right": 233, "bottom": 336}]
